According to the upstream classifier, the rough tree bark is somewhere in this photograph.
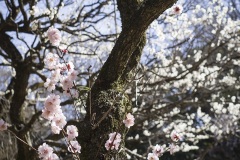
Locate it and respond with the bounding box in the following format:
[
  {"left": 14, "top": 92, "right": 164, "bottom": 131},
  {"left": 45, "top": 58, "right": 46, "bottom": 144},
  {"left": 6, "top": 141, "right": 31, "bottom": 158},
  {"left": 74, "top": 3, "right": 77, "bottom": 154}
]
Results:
[
  {"left": 79, "top": 0, "right": 177, "bottom": 159},
  {"left": 0, "top": 31, "right": 37, "bottom": 160}
]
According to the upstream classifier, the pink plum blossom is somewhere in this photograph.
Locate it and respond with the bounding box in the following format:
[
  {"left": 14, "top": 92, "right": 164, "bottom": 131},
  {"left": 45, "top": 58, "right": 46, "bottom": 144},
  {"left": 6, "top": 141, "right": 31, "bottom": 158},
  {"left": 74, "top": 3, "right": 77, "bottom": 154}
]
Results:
[
  {"left": 123, "top": 113, "right": 135, "bottom": 128},
  {"left": 63, "top": 89, "right": 79, "bottom": 98},
  {"left": 68, "top": 140, "right": 81, "bottom": 153},
  {"left": 66, "top": 125, "right": 78, "bottom": 140},
  {"left": 58, "top": 62, "right": 75, "bottom": 73},
  {"left": 44, "top": 94, "right": 61, "bottom": 109},
  {"left": 104, "top": 139, "right": 121, "bottom": 151},
  {"left": 105, "top": 132, "right": 121, "bottom": 150},
  {"left": 57, "top": 63, "right": 66, "bottom": 73},
  {"left": 42, "top": 94, "right": 66, "bottom": 134},
  {"left": 45, "top": 104, "right": 61, "bottom": 113},
  {"left": 47, "top": 27, "right": 61, "bottom": 46},
  {"left": 60, "top": 76, "right": 74, "bottom": 91},
  {"left": 42, "top": 109, "right": 55, "bottom": 121},
  {"left": 51, "top": 122, "right": 62, "bottom": 134},
  {"left": 44, "top": 78, "right": 56, "bottom": 92},
  {"left": 42, "top": 106, "right": 62, "bottom": 121},
  {"left": 52, "top": 113, "right": 67, "bottom": 129},
  {"left": 68, "top": 70, "right": 78, "bottom": 80},
  {"left": 44, "top": 52, "right": 59, "bottom": 70},
  {"left": 0, "top": 119, "right": 8, "bottom": 131},
  {"left": 43, "top": 94, "right": 62, "bottom": 117},
  {"left": 51, "top": 69, "right": 61, "bottom": 82},
  {"left": 38, "top": 143, "right": 53, "bottom": 159},
  {"left": 105, "top": 140, "right": 113, "bottom": 150},
  {"left": 109, "top": 132, "right": 121, "bottom": 142},
  {"left": 43, "top": 153, "right": 59, "bottom": 160}
]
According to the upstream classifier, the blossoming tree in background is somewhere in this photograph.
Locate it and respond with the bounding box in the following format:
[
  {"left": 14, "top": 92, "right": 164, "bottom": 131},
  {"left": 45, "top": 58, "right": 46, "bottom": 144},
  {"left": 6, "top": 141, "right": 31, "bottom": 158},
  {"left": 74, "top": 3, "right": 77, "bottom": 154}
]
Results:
[{"left": 0, "top": 0, "right": 240, "bottom": 160}]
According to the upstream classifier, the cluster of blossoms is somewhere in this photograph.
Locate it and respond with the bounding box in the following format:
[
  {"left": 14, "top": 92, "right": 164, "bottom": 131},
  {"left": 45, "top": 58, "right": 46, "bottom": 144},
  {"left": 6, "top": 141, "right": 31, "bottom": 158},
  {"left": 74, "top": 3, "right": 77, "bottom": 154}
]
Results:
[
  {"left": 0, "top": 119, "right": 8, "bottom": 131},
  {"left": 38, "top": 143, "right": 59, "bottom": 160},
  {"left": 147, "top": 130, "right": 181, "bottom": 160},
  {"left": 44, "top": 27, "right": 79, "bottom": 98},
  {"left": 105, "top": 132, "right": 122, "bottom": 150},
  {"left": 42, "top": 94, "right": 66, "bottom": 134},
  {"left": 42, "top": 27, "right": 79, "bottom": 134}
]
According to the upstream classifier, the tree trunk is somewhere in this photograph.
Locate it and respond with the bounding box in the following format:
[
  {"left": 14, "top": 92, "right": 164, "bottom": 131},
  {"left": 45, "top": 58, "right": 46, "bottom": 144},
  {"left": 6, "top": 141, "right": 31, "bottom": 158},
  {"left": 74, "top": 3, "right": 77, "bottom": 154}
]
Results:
[
  {"left": 0, "top": 32, "right": 34, "bottom": 159},
  {"left": 79, "top": 0, "right": 177, "bottom": 159}
]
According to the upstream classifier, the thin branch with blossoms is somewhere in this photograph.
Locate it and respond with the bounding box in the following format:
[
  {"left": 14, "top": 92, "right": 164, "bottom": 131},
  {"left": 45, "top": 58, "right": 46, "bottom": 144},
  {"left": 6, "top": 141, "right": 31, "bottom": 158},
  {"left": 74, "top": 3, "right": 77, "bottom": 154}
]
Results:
[
  {"left": 57, "top": 47, "right": 81, "bottom": 120},
  {"left": 61, "top": 129, "right": 81, "bottom": 160},
  {"left": 147, "top": 130, "right": 181, "bottom": 160},
  {"left": 41, "top": 26, "right": 82, "bottom": 159}
]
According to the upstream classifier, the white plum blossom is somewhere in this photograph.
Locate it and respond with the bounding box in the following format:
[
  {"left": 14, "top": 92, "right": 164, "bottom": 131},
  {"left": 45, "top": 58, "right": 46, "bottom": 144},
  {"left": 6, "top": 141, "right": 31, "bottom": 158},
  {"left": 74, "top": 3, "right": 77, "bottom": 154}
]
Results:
[
  {"left": 66, "top": 125, "right": 78, "bottom": 140},
  {"left": 68, "top": 140, "right": 81, "bottom": 153},
  {"left": 147, "top": 153, "right": 159, "bottom": 160},
  {"left": 123, "top": 113, "right": 135, "bottom": 128},
  {"left": 31, "top": 20, "right": 39, "bottom": 31},
  {"left": 47, "top": 27, "right": 61, "bottom": 46}
]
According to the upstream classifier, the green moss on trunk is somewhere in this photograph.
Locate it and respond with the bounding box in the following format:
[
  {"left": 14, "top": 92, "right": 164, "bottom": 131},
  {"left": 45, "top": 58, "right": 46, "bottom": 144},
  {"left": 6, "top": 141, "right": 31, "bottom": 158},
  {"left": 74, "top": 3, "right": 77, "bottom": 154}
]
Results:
[{"left": 79, "top": 86, "right": 131, "bottom": 160}]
